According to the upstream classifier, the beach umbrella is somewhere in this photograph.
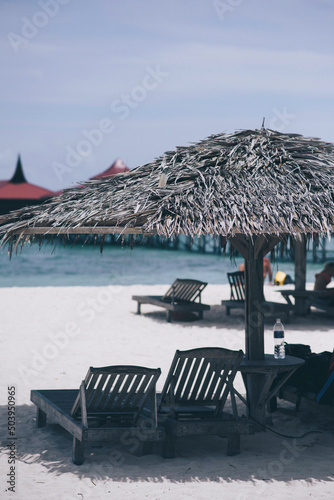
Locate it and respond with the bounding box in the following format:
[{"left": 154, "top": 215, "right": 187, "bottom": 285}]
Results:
[{"left": 1, "top": 128, "right": 334, "bottom": 419}]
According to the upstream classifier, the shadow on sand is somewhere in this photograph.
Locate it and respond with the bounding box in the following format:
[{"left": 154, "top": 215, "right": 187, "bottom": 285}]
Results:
[
  {"left": 1, "top": 402, "right": 334, "bottom": 483},
  {"left": 136, "top": 304, "right": 334, "bottom": 333}
]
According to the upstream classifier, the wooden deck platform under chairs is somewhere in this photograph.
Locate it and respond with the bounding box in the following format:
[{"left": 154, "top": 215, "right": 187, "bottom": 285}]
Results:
[
  {"left": 31, "top": 365, "right": 163, "bottom": 465},
  {"left": 132, "top": 278, "right": 210, "bottom": 322},
  {"left": 221, "top": 271, "right": 292, "bottom": 321},
  {"left": 155, "top": 347, "right": 254, "bottom": 458}
]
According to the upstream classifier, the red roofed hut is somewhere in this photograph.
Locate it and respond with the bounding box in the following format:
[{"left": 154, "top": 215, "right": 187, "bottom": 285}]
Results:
[
  {"left": 53, "top": 158, "right": 130, "bottom": 195},
  {"left": 0, "top": 156, "right": 55, "bottom": 215},
  {"left": 90, "top": 158, "right": 129, "bottom": 180}
]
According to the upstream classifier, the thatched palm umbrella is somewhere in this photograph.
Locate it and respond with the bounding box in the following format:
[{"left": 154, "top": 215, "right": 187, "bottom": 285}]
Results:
[{"left": 1, "top": 128, "right": 334, "bottom": 422}]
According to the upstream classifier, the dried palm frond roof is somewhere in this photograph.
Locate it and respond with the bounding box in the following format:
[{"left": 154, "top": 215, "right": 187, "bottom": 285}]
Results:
[{"left": 1, "top": 128, "right": 334, "bottom": 248}]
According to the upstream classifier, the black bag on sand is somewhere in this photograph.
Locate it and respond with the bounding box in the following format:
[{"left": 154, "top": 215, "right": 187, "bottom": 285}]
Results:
[
  {"left": 316, "top": 351, "right": 334, "bottom": 405},
  {"left": 284, "top": 344, "right": 331, "bottom": 395},
  {"left": 284, "top": 343, "right": 311, "bottom": 359}
]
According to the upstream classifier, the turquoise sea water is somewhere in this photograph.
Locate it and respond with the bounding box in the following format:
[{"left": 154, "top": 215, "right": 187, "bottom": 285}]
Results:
[{"left": 0, "top": 241, "right": 325, "bottom": 287}]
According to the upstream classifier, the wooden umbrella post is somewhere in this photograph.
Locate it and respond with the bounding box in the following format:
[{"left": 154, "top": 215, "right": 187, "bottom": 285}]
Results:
[
  {"left": 231, "top": 234, "right": 280, "bottom": 430},
  {"left": 230, "top": 235, "right": 265, "bottom": 429},
  {"left": 294, "top": 235, "right": 307, "bottom": 315},
  {"left": 231, "top": 234, "right": 279, "bottom": 362},
  {"left": 245, "top": 247, "right": 264, "bottom": 361},
  {"left": 244, "top": 242, "right": 266, "bottom": 430}
]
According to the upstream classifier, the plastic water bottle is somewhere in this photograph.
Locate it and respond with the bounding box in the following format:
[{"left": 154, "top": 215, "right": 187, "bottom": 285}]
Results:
[{"left": 273, "top": 318, "right": 285, "bottom": 359}]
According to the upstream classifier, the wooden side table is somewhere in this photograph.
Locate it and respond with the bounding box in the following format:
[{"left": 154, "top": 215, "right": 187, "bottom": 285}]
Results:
[{"left": 238, "top": 354, "right": 305, "bottom": 430}]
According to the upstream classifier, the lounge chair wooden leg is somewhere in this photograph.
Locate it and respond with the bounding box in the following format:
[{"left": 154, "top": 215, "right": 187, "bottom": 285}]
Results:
[
  {"left": 227, "top": 433, "right": 240, "bottom": 456},
  {"left": 162, "top": 432, "right": 176, "bottom": 458},
  {"left": 226, "top": 307, "right": 230, "bottom": 316},
  {"left": 295, "top": 395, "right": 301, "bottom": 412},
  {"left": 135, "top": 440, "right": 153, "bottom": 456},
  {"left": 166, "top": 310, "right": 172, "bottom": 323},
  {"left": 198, "top": 311, "right": 203, "bottom": 320},
  {"left": 137, "top": 302, "right": 141, "bottom": 315},
  {"left": 36, "top": 408, "right": 46, "bottom": 427},
  {"left": 72, "top": 437, "right": 85, "bottom": 465},
  {"left": 267, "top": 396, "right": 277, "bottom": 413}
]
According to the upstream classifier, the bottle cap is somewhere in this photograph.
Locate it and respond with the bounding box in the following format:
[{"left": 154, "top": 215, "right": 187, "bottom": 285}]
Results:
[{"left": 276, "top": 318, "right": 281, "bottom": 322}]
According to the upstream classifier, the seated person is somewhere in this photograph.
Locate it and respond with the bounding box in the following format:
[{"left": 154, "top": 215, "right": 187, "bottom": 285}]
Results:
[
  {"left": 314, "top": 262, "right": 334, "bottom": 305},
  {"left": 239, "top": 256, "right": 273, "bottom": 284}
]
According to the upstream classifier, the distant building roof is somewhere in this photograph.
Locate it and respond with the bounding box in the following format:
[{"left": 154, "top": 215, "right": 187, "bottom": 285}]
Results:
[
  {"left": 53, "top": 158, "right": 130, "bottom": 195},
  {"left": 90, "top": 158, "right": 129, "bottom": 180},
  {"left": 0, "top": 156, "right": 55, "bottom": 200},
  {"left": 10, "top": 155, "right": 27, "bottom": 183}
]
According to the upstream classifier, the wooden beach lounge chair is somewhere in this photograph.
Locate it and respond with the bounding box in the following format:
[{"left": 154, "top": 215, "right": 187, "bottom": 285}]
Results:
[
  {"left": 280, "top": 382, "right": 334, "bottom": 417},
  {"left": 221, "top": 271, "right": 245, "bottom": 315},
  {"left": 222, "top": 271, "right": 291, "bottom": 321},
  {"left": 156, "top": 347, "right": 253, "bottom": 458},
  {"left": 279, "top": 289, "right": 334, "bottom": 316},
  {"left": 31, "top": 365, "right": 162, "bottom": 465},
  {"left": 132, "top": 278, "right": 210, "bottom": 322}
]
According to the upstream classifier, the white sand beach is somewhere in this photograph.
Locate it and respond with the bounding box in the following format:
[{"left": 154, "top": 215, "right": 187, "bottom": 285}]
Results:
[{"left": 1, "top": 284, "right": 334, "bottom": 499}]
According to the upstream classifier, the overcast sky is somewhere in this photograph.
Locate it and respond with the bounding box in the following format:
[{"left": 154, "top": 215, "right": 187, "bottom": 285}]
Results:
[{"left": 0, "top": 0, "right": 333, "bottom": 190}]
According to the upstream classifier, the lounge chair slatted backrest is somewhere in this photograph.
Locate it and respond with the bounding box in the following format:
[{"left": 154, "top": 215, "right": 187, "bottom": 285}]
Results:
[
  {"left": 132, "top": 278, "right": 210, "bottom": 322},
  {"left": 162, "top": 279, "right": 207, "bottom": 303},
  {"left": 228, "top": 271, "right": 245, "bottom": 301},
  {"left": 71, "top": 366, "right": 161, "bottom": 425},
  {"left": 159, "top": 347, "right": 244, "bottom": 418}
]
